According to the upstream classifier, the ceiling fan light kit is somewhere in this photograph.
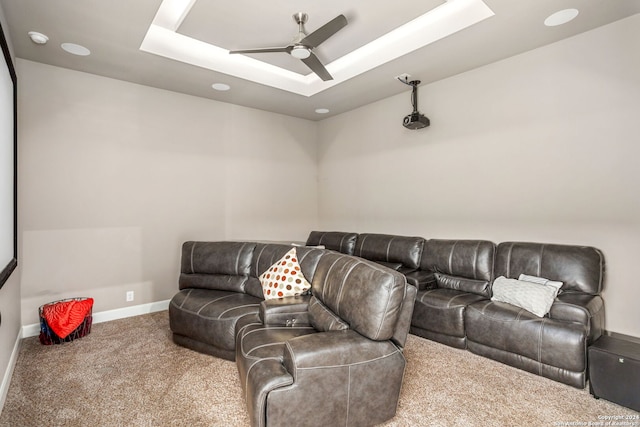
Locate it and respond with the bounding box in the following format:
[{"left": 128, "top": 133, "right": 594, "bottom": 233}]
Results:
[
  {"left": 229, "top": 12, "right": 348, "bottom": 81},
  {"left": 290, "top": 46, "right": 311, "bottom": 59}
]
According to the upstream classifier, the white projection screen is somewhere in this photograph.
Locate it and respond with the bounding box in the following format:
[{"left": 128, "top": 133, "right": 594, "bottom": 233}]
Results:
[{"left": 0, "top": 20, "right": 17, "bottom": 290}]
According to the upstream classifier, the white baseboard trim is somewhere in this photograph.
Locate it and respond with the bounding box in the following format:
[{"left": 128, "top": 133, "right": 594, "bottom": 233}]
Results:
[
  {"left": 21, "top": 299, "right": 171, "bottom": 338},
  {"left": 0, "top": 329, "right": 22, "bottom": 413}
]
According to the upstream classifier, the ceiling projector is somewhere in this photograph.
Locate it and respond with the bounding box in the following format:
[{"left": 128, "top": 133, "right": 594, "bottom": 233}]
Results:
[
  {"left": 400, "top": 78, "right": 430, "bottom": 130},
  {"left": 403, "top": 112, "right": 430, "bottom": 130}
]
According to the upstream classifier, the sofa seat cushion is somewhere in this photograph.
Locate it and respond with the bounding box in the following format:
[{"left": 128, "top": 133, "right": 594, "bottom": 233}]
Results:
[
  {"left": 411, "top": 288, "right": 486, "bottom": 338},
  {"left": 466, "top": 299, "right": 587, "bottom": 373},
  {"left": 270, "top": 331, "right": 406, "bottom": 427},
  {"left": 169, "top": 288, "right": 262, "bottom": 354}
]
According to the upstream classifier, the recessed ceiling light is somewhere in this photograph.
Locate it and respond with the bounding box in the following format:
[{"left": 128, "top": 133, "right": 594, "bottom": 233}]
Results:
[
  {"left": 211, "top": 83, "right": 231, "bottom": 91},
  {"left": 61, "top": 42, "right": 91, "bottom": 56},
  {"left": 315, "top": 108, "right": 329, "bottom": 114},
  {"left": 28, "top": 31, "right": 49, "bottom": 45},
  {"left": 544, "top": 9, "right": 579, "bottom": 27}
]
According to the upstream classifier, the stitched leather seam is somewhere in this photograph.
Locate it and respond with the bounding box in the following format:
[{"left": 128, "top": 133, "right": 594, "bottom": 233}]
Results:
[
  {"left": 386, "top": 237, "right": 394, "bottom": 263},
  {"left": 472, "top": 241, "right": 480, "bottom": 280},
  {"left": 346, "top": 365, "right": 351, "bottom": 427},
  {"left": 243, "top": 325, "right": 314, "bottom": 339},
  {"left": 193, "top": 293, "right": 248, "bottom": 315},
  {"left": 538, "top": 245, "right": 545, "bottom": 277},
  {"left": 416, "top": 301, "right": 469, "bottom": 310},
  {"left": 467, "top": 304, "right": 547, "bottom": 324},
  {"left": 245, "top": 357, "right": 289, "bottom": 427},
  {"left": 178, "top": 305, "right": 259, "bottom": 320},
  {"left": 335, "top": 261, "right": 359, "bottom": 315},
  {"left": 297, "top": 249, "right": 309, "bottom": 264},
  {"left": 172, "top": 296, "right": 257, "bottom": 318},
  {"left": 515, "top": 309, "right": 524, "bottom": 321},
  {"left": 468, "top": 343, "right": 585, "bottom": 384},
  {"left": 284, "top": 340, "right": 296, "bottom": 375},
  {"left": 448, "top": 241, "right": 457, "bottom": 275},
  {"left": 266, "top": 310, "right": 308, "bottom": 317},
  {"left": 260, "top": 377, "right": 293, "bottom": 427},
  {"left": 240, "top": 326, "right": 312, "bottom": 360},
  {"left": 417, "top": 290, "right": 472, "bottom": 308},
  {"left": 506, "top": 242, "right": 514, "bottom": 278},
  {"left": 243, "top": 342, "right": 287, "bottom": 360},
  {"left": 236, "top": 242, "right": 247, "bottom": 275},
  {"left": 321, "top": 257, "right": 341, "bottom": 302},
  {"left": 357, "top": 235, "right": 367, "bottom": 257},
  {"left": 179, "top": 289, "right": 192, "bottom": 308},
  {"left": 218, "top": 303, "right": 261, "bottom": 319},
  {"left": 598, "top": 249, "right": 604, "bottom": 293},
  {"left": 294, "top": 349, "right": 400, "bottom": 370},
  {"left": 537, "top": 318, "right": 546, "bottom": 374},
  {"left": 339, "top": 234, "right": 347, "bottom": 252},
  {"left": 235, "top": 321, "right": 261, "bottom": 342},
  {"left": 551, "top": 301, "right": 591, "bottom": 317},
  {"left": 190, "top": 242, "right": 196, "bottom": 274},
  {"left": 490, "top": 247, "right": 496, "bottom": 284},
  {"left": 445, "top": 293, "right": 468, "bottom": 309},
  {"left": 253, "top": 245, "right": 267, "bottom": 277},
  {"left": 373, "top": 270, "right": 396, "bottom": 340}
]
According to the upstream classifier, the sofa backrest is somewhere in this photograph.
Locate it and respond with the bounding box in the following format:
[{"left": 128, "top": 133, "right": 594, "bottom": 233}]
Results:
[
  {"left": 495, "top": 242, "right": 605, "bottom": 295},
  {"left": 421, "top": 239, "right": 495, "bottom": 297},
  {"left": 305, "top": 231, "right": 358, "bottom": 255},
  {"left": 245, "top": 243, "right": 325, "bottom": 298},
  {"left": 309, "top": 252, "right": 413, "bottom": 346},
  {"left": 179, "top": 241, "right": 256, "bottom": 293},
  {"left": 353, "top": 233, "right": 424, "bottom": 273}
]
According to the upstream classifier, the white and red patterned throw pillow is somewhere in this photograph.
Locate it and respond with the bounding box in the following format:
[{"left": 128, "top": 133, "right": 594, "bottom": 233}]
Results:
[{"left": 259, "top": 248, "right": 311, "bottom": 299}]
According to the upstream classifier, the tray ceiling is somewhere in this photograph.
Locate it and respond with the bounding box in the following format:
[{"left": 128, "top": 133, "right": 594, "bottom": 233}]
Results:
[{"left": 2, "top": 0, "right": 639, "bottom": 120}]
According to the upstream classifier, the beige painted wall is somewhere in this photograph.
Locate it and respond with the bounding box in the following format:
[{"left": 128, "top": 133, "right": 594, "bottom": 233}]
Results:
[
  {"left": 17, "top": 60, "right": 318, "bottom": 325},
  {"left": 0, "top": 0, "right": 21, "bottom": 408},
  {"left": 317, "top": 15, "right": 640, "bottom": 337}
]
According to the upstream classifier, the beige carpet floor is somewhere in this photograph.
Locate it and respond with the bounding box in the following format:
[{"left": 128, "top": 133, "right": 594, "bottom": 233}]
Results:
[{"left": 1, "top": 311, "right": 637, "bottom": 426}]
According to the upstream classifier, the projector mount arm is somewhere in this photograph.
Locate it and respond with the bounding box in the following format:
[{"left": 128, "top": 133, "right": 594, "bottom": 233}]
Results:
[{"left": 397, "top": 77, "right": 421, "bottom": 114}]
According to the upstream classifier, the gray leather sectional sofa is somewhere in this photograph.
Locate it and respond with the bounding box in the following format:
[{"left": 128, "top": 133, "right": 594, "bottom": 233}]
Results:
[
  {"left": 169, "top": 241, "right": 416, "bottom": 427},
  {"left": 305, "top": 231, "right": 605, "bottom": 389},
  {"left": 169, "top": 231, "right": 605, "bottom": 425}
]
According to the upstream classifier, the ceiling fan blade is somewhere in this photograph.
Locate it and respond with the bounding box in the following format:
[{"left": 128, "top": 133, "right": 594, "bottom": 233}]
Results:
[
  {"left": 229, "top": 47, "right": 290, "bottom": 55},
  {"left": 301, "top": 52, "right": 333, "bottom": 81},
  {"left": 301, "top": 14, "right": 347, "bottom": 48}
]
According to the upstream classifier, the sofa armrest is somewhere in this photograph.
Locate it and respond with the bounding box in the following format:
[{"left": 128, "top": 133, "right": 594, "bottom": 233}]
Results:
[
  {"left": 283, "top": 330, "right": 403, "bottom": 372},
  {"left": 404, "top": 270, "right": 436, "bottom": 290},
  {"left": 266, "top": 330, "right": 406, "bottom": 426},
  {"left": 549, "top": 293, "right": 605, "bottom": 343},
  {"left": 260, "top": 295, "right": 311, "bottom": 327}
]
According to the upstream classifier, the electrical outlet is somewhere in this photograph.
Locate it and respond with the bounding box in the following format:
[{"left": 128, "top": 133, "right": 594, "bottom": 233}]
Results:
[{"left": 126, "top": 291, "right": 134, "bottom": 302}]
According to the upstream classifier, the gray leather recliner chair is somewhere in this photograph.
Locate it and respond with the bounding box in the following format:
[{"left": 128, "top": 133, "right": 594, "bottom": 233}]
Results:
[{"left": 235, "top": 251, "right": 417, "bottom": 427}]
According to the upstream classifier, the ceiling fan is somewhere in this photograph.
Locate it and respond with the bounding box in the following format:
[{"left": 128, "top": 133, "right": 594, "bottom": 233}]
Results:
[{"left": 229, "top": 12, "right": 348, "bottom": 81}]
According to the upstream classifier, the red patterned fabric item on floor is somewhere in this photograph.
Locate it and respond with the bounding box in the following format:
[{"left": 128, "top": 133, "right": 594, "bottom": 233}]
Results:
[{"left": 42, "top": 298, "right": 94, "bottom": 339}]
